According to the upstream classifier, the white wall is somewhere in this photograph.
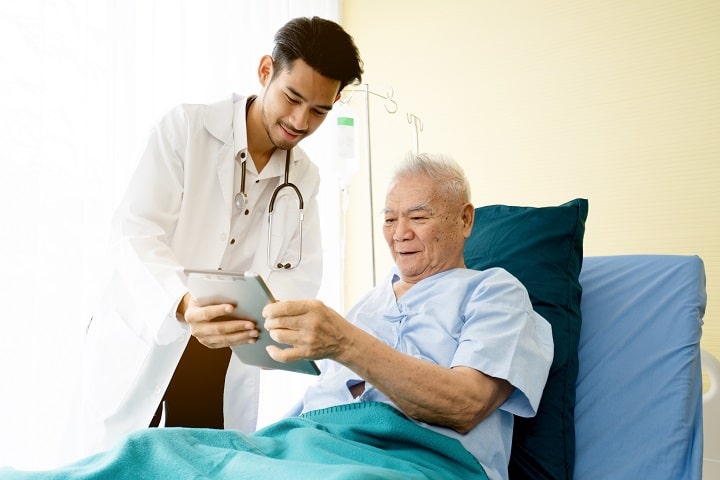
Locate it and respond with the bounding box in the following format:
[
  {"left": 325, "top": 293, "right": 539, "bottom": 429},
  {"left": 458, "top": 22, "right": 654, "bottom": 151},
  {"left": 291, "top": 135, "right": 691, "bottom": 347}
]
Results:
[{"left": 341, "top": 0, "right": 720, "bottom": 355}]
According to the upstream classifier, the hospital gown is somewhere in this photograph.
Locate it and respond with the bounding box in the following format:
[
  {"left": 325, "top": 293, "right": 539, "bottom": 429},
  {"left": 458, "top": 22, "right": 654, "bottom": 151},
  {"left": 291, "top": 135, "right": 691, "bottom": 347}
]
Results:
[{"left": 300, "top": 266, "right": 554, "bottom": 480}]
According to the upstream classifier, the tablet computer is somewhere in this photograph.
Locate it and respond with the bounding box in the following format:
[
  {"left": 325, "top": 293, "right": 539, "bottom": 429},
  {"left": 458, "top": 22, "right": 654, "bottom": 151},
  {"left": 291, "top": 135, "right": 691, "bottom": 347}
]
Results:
[{"left": 184, "top": 268, "right": 320, "bottom": 376}]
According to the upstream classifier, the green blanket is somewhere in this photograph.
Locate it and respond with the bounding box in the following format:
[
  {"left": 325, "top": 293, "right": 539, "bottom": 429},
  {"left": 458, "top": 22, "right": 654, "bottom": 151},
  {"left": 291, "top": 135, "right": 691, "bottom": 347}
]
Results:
[{"left": 3, "top": 402, "right": 487, "bottom": 479}]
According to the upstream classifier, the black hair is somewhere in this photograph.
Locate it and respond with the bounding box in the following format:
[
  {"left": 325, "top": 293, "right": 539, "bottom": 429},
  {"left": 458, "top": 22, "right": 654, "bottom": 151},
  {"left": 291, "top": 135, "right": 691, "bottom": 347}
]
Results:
[{"left": 272, "top": 16, "right": 364, "bottom": 92}]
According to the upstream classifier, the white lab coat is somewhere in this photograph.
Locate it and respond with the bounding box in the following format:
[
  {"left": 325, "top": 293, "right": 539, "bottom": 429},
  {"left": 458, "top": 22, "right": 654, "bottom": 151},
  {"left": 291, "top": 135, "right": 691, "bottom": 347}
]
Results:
[{"left": 69, "top": 95, "right": 323, "bottom": 460}]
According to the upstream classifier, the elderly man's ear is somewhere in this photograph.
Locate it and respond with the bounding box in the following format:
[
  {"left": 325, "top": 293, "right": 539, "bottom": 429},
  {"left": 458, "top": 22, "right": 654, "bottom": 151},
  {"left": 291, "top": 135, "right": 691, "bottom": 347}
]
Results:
[{"left": 462, "top": 204, "right": 475, "bottom": 238}]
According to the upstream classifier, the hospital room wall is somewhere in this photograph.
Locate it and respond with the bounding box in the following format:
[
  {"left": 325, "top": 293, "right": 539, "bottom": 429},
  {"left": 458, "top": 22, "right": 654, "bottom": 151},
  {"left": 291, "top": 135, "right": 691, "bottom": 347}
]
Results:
[{"left": 338, "top": 1, "right": 720, "bottom": 357}]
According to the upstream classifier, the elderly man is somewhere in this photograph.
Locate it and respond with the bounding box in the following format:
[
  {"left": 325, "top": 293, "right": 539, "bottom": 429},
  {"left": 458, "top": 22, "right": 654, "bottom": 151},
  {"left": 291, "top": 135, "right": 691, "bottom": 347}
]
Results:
[
  {"left": 2, "top": 154, "right": 552, "bottom": 480},
  {"left": 260, "top": 153, "right": 554, "bottom": 480}
]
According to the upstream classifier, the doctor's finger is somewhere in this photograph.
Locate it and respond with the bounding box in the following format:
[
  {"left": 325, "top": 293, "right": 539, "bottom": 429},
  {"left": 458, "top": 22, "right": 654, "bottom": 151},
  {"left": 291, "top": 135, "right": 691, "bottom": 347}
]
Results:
[
  {"left": 192, "top": 318, "right": 257, "bottom": 336},
  {"left": 185, "top": 303, "right": 235, "bottom": 323},
  {"left": 194, "top": 329, "right": 260, "bottom": 349}
]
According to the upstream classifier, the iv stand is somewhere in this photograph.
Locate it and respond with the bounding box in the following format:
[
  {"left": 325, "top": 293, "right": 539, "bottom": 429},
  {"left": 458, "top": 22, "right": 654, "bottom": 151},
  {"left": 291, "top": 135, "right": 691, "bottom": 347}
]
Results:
[{"left": 340, "top": 84, "right": 398, "bottom": 287}]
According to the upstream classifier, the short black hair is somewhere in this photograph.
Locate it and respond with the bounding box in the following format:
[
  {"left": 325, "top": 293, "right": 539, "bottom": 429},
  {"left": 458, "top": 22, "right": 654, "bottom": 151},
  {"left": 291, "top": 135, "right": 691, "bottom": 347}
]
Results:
[{"left": 272, "top": 16, "right": 364, "bottom": 93}]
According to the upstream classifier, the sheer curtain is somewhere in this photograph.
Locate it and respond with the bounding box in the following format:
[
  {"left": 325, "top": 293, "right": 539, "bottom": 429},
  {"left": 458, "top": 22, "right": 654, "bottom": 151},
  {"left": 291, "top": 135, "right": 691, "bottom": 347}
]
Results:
[{"left": 0, "top": 0, "right": 345, "bottom": 469}]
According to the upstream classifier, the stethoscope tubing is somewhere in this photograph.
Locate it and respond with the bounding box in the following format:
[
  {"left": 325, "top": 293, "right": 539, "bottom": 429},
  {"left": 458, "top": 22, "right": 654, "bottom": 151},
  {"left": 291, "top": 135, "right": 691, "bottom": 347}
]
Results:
[{"left": 235, "top": 149, "right": 304, "bottom": 270}]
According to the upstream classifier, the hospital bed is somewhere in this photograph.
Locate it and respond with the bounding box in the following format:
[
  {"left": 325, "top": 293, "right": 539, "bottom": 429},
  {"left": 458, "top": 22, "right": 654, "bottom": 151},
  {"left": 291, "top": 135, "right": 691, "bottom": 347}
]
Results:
[
  {"left": 463, "top": 198, "right": 712, "bottom": 479},
  {"left": 573, "top": 254, "right": 710, "bottom": 479},
  {"left": 277, "top": 254, "right": 713, "bottom": 479}
]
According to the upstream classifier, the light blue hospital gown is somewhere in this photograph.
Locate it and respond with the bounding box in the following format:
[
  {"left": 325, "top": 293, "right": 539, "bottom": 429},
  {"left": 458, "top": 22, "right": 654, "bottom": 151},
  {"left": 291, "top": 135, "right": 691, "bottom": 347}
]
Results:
[{"left": 301, "top": 266, "right": 554, "bottom": 480}]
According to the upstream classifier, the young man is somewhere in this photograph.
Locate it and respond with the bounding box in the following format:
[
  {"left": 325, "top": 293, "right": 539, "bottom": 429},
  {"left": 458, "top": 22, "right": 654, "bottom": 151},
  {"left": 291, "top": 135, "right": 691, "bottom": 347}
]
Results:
[{"left": 71, "top": 16, "right": 363, "bottom": 460}]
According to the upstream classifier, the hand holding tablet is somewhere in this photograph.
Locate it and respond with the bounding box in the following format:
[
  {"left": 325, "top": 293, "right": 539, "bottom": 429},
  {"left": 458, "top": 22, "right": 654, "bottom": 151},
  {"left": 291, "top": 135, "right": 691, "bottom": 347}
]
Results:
[{"left": 184, "top": 268, "right": 320, "bottom": 376}]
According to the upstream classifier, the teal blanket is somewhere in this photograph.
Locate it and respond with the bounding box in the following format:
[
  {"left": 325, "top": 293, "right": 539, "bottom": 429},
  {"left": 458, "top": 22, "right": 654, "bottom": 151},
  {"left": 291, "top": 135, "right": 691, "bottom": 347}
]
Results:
[{"left": 3, "top": 402, "right": 487, "bottom": 479}]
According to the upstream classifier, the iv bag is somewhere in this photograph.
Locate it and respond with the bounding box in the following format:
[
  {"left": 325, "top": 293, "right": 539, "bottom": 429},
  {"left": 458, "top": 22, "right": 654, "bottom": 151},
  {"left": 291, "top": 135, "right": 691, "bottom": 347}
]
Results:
[{"left": 334, "top": 108, "right": 359, "bottom": 188}]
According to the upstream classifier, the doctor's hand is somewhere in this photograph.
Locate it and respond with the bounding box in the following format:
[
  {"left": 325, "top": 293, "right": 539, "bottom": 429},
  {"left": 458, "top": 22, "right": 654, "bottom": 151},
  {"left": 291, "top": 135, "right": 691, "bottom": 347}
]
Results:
[
  {"left": 262, "top": 299, "right": 355, "bottom": 363},
  {"left": 178, "top": 293, "right": 260, "bottom": 349}
]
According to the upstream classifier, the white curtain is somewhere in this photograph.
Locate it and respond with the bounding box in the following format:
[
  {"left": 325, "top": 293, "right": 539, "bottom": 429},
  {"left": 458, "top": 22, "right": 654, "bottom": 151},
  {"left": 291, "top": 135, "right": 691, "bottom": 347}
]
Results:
[{"left": 0, "top": 0, "right": 345, "bottom": 469}]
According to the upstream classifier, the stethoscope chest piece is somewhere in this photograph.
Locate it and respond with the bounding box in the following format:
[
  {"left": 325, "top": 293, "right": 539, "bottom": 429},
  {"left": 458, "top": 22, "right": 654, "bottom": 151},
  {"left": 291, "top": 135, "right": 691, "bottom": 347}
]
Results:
[{"left": 234, "top": 192, "right": 248, "bottom": 210}]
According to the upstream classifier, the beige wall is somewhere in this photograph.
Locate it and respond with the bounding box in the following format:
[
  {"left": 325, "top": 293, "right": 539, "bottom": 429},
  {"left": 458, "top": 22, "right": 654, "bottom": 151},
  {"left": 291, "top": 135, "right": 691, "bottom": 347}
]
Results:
[{"left": 339, "top": 0, "right": 720, "bottom": 357}]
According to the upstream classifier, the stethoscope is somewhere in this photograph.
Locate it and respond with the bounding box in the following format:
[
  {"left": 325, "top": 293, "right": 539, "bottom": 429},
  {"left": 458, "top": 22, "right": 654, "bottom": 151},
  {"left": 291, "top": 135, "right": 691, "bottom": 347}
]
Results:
[{"left": 234, "top": 149, "right": 304, "bottom": 270}]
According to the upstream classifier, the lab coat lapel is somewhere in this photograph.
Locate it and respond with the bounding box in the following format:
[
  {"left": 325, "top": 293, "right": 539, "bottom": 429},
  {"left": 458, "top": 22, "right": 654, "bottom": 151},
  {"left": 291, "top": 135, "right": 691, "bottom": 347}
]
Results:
[
  {"left": 215, "top": 143, "right": 235, "bottom": 215},
  {"left": 204, "top": 96, "right": 236, "bottom": 215}
]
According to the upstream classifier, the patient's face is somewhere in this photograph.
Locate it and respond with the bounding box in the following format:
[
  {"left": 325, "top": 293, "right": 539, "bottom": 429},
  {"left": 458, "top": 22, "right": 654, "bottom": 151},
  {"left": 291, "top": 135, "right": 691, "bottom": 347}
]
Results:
[{"left": 382, "top": 174, "right": 470, "bottom": 283}]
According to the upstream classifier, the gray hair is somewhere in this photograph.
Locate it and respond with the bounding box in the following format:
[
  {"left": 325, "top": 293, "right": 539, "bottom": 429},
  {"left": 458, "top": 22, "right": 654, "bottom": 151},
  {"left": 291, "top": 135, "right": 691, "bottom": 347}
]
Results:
[{"left": 388, "top": 153, "right": 471, "bottom": 204}]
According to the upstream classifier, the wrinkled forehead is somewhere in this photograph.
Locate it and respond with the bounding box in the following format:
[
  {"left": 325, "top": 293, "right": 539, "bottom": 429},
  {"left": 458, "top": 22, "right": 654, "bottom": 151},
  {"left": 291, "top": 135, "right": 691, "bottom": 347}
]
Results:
[
  {"left": 384, "top": 175, "right": 439, "bottom": 213},
  {"left": 382, "top": 201, "right": 433, "bottom": 217}
]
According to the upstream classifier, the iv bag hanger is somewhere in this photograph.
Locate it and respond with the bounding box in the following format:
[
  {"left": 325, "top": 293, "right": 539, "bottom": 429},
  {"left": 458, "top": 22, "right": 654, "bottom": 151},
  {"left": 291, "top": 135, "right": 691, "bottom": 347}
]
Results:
[
  {"left": 340, "top": 84, "right": 398, "bottom": 114},
  {"left": 406, "top": 113, "right": 423, "bottom": 155}
]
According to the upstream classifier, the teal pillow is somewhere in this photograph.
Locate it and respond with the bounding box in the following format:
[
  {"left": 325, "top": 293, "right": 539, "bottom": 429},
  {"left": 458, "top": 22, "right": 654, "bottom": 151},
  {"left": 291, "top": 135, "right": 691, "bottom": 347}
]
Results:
[{"left": 463, "top": 198, "right": 588, "bottom": 480}]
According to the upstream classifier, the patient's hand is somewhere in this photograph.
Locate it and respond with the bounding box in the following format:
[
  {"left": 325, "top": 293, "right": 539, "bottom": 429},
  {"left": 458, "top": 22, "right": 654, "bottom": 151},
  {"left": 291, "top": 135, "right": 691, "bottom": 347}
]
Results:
[
  {"left": 262, "top": 299, "right": 353, "bottom": 362},
  {"left": 181, "top": 294, "right": 260, "bottom": 349}
]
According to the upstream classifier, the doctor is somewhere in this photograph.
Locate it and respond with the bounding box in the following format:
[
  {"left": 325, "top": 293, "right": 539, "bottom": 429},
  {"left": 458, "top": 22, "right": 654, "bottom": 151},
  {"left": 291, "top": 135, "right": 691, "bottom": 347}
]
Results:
[{"left": 70, "top": 16, "right": 364, "bottom": 460}]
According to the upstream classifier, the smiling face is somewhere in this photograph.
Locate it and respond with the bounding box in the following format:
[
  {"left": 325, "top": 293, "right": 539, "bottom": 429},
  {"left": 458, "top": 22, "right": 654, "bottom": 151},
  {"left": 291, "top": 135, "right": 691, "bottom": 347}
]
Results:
[
  {"left": 382, "top": 174, "right": 474, "bottom": 284},
  {"left": 257, "top": 56, "right": 341, "bottom": 151}
]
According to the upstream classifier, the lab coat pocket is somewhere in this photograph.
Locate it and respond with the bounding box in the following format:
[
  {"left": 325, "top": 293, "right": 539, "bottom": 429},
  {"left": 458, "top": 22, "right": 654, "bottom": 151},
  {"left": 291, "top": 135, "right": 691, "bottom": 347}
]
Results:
[{"left": 82, "top": 310, "right": 151, "bottom": 418}]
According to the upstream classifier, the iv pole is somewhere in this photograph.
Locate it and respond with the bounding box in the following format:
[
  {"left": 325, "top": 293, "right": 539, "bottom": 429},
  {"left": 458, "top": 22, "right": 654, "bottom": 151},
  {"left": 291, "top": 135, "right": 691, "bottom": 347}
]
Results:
[{"left": 340, "top": 84, "right": 398, "bottom": 287}]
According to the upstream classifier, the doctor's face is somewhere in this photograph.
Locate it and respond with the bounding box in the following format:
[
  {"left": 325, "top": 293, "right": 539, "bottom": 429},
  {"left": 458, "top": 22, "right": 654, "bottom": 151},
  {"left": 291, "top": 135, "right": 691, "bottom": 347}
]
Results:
[
  {"left": 259, "top": 57, "right": 340, "bottom": 150},
  {"left": 382, "top": 175, "right": 473, "bottom": 284}
]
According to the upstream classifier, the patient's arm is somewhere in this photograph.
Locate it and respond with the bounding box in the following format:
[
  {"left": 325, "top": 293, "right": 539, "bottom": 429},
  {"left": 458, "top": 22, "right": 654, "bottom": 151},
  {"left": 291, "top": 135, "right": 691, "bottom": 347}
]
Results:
[
  {"left": 262, "top": 299, "right": 514, "bottom": 434},
  {"left": 334, "top": 326, "right": 513, "bottom": 434}
]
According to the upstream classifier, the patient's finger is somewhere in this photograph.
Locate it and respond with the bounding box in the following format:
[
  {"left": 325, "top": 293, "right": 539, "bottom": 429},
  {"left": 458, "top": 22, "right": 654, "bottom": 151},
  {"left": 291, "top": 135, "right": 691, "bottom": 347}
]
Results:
[
  {"left": 266, "top": 344, "right": 302, "bottom": 363},
  {"left": 265, "top": 324, "right": 298, "bottom": 345},
  {"left": 264, "top": 316, "right": 302, "bottom": 331},
  {"left": 263, "top": 299, "right": 322, "bottom": 319}
]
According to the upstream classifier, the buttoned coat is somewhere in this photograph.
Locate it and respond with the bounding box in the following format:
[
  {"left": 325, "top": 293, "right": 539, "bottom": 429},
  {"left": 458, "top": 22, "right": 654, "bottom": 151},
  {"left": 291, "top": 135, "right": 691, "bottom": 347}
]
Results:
[{"left": 69, "top": 95, "right": 323, "bottom": 460}]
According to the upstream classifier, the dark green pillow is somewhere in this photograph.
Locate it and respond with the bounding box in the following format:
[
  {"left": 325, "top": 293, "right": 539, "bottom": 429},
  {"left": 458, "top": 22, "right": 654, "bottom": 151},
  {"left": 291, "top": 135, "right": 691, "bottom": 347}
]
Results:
[{"left": 463, "top": 198, "right": 588, "bottom": 480}]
